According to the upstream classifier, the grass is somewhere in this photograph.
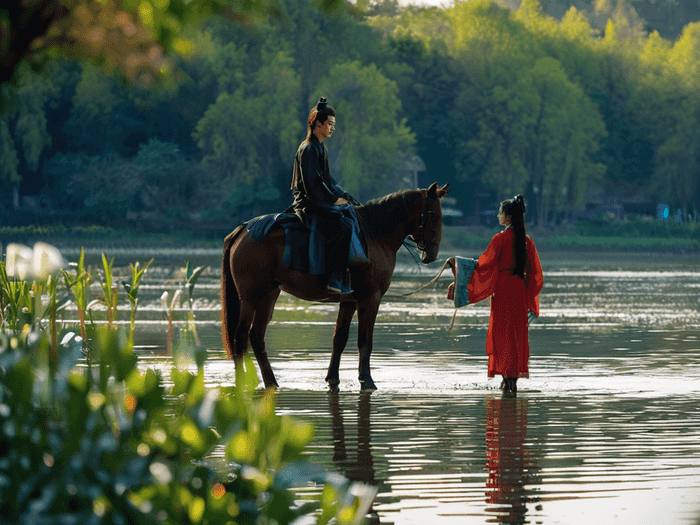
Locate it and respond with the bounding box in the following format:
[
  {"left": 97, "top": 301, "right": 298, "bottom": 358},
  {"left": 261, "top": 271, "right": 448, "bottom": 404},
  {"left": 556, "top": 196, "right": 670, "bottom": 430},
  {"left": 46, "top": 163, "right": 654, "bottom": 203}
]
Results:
[
  {"left": 0, "top": 224, "right": 226, "bottom": 250},
  {"left": 442, "top": 220, "right": 700, "bottom": 253},
  {"left": 3, "top": 220, "right": 700, "bottom": 254}
]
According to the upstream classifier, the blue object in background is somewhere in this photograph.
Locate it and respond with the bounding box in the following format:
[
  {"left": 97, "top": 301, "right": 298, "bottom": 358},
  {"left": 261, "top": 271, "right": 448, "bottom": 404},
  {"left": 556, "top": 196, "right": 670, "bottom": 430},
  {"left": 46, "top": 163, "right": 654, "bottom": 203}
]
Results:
[{"left": 657, "top": 203, "right": 669, "bottom": 221}]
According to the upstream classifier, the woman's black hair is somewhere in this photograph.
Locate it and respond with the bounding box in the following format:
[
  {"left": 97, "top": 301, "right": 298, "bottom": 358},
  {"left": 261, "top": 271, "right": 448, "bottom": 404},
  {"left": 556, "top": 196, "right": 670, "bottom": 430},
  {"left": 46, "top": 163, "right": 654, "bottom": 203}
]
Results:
[{"left": 501, "top": 194, "right": 527, "bottom": 279}]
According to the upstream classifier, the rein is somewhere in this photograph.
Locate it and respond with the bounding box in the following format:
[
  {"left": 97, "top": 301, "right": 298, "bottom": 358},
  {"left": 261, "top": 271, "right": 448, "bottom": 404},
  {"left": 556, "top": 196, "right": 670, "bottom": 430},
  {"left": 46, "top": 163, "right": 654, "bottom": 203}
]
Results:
[
  {"left": 390, "top": 257, "right": 453, "bottom": 298},
  {"left": 386, "top": 256, "right": 462, "bottom": 333}
]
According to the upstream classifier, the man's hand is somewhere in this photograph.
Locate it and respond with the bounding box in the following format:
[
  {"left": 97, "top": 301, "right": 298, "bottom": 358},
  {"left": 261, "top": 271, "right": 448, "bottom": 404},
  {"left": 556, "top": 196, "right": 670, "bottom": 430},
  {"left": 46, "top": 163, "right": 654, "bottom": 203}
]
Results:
[{"left": 334, "top": 198, "right": 348, "bottom": 205}]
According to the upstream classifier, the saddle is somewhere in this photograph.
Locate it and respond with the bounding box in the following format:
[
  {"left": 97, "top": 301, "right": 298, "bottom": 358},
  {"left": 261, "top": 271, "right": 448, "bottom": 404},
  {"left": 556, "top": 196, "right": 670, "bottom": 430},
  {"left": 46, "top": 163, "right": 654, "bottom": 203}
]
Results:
[{"left": 245, "top": 212, "right": 366, "bottom": 276}]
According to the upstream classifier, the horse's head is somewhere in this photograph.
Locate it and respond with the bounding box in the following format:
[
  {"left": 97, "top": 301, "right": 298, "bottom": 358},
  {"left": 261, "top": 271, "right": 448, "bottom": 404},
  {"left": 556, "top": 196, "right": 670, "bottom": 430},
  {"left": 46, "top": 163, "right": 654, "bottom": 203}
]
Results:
[{"left": 410, "top": 182, "right": 449, "bottom": 264}]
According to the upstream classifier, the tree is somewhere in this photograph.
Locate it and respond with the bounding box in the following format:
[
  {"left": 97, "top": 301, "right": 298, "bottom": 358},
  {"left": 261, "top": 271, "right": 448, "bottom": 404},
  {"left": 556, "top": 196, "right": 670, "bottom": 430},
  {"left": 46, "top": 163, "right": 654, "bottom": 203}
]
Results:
[
  {"left": 0, "top": 64, "right": 56, "bottom": 204},
  {"left": 524, "top": 58, "right": 607, "bottom": 223},
  {"left": 317, "top": 61, "right": 415, "bottom": 201},
  {"left": 62, "top": 66, "right": 147, "bottom": 156},
  {"left": 651, "top": 22, "right": 700, "bottom": 216},
  {"left": 192, "top": 48, "right": 301, "bottom": 217},
  {"left": 66, "top": 153, "right": 142, "bottom": 222},
  {"left": 367, "top": 7, "right": 467, "bottom": 201},
  {"left": 463, "top": 57, "right": 606, "bottom": 224},
  {"left": 131, "top": 138, "right": 195, "bottom": 216}
]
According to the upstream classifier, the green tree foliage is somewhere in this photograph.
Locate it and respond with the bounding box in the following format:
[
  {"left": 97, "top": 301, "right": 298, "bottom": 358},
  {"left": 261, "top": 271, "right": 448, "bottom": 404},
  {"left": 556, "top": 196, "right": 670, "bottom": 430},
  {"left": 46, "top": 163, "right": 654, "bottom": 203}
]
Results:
[
  {"left": 192, "top": 46, "right": 300, "bottom": 216},
  {"left": 651, "top": 22, "right": 700, "bottom": 213},
  {"left": 132, "top": 138, "right": 197, "bottom": 217},
  {"left": 63, "top": 67, "right": 148, "bottom": 156},
  {"left": 367, "top": 8, "right": 467, "bottom": 202},
  {"left": 318, "top": 61, "right": 415, "bottom": 201},
  {"left": 436, "top": 0, "right": 606, "bottom": 221},
  {"left": 68, "top": 153, "right": 143, "bottom": 220},
  {"left": 0, "top": 0, "right": 305, "bottom": 86},
  {"left": 0, "top": 65, "right": 55, "bottom": 187},
  {"left": 5, "top": 0, "right": 700, "bottom": 225}
]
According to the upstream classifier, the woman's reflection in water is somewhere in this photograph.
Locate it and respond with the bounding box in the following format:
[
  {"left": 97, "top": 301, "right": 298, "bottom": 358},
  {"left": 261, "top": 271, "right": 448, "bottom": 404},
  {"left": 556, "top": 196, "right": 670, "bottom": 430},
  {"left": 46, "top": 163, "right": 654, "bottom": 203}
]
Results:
[
  {"left": 328, "top": 391, "right": 380, "bottom": 524},
  {"left": 485, "top": 396, "right": 537, "bottom": 524}
]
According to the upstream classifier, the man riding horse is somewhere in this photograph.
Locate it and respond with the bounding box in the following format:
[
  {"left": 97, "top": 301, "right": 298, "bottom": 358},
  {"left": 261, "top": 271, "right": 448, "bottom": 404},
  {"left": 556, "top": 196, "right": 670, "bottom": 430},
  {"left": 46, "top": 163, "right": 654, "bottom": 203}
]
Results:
[{"left": 288, "top": 97, "right": 368, "bottom": 294}]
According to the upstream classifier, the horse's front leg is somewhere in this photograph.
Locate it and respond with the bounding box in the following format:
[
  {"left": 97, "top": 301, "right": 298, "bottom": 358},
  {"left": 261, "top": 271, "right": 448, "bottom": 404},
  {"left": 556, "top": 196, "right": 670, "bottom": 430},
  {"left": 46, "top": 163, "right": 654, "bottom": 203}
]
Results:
[
  {"left": 356, "top": 297, "right": 380, "bottom": 391},
  {"left": 250, "top": 289, "right": 281, "bottom": 389},
  {"left": 326, "top": 301, "right": 357, "bottom": 391}
]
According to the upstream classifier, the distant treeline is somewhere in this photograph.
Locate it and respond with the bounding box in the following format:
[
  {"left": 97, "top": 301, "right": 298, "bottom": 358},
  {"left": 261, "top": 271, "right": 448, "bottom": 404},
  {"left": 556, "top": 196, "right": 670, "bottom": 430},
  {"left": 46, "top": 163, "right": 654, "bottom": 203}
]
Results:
[{"left": 1, "top": 0, "right": 700, "bottom": 229}]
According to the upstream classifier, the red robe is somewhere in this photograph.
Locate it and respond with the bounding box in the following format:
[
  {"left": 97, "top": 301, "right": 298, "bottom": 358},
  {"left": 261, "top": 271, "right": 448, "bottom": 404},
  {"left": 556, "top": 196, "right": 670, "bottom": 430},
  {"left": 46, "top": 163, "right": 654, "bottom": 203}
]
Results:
[{"left": 468, "top": 228, "right": 543, "bottom": 378}]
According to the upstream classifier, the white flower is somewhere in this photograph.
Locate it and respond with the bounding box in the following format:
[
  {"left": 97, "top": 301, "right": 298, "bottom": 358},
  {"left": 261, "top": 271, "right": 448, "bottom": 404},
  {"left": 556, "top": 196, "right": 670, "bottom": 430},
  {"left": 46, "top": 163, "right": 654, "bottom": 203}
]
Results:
[
  {"left": 5, "top": 244, "right": 33, "bottom": 280},
  {"left": 32, "top": 242, "right": 67, "bottom": 279},
  {"left": 160, "top": 291, "right": 169, "bottom": 308},
  {"left": 5, "top": 243, "right": 66, "bottom": 280}
]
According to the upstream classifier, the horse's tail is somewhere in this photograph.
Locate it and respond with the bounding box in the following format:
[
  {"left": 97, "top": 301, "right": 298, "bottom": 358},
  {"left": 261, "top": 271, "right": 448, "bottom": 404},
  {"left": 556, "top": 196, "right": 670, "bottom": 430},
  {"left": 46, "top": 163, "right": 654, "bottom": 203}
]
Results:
[{"left": 221, "top": 225, "right": 245, "bottom": 360}]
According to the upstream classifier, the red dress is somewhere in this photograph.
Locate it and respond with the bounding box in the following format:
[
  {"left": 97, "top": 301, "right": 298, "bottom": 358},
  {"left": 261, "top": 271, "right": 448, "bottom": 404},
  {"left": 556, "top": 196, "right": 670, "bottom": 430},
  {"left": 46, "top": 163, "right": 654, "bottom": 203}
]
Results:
[{"left": 468, "top": 228, "right": 543, "bottom": 378}]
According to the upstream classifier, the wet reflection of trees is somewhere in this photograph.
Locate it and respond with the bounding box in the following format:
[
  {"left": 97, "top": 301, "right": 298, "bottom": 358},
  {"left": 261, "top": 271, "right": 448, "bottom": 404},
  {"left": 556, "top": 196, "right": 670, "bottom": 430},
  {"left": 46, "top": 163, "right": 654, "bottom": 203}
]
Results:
[
  {"left": 485, "top": 396, "right": 539, "bottom": 524},
  {"left": 328, "top": 391, "right": 380, "bottom": 524}
]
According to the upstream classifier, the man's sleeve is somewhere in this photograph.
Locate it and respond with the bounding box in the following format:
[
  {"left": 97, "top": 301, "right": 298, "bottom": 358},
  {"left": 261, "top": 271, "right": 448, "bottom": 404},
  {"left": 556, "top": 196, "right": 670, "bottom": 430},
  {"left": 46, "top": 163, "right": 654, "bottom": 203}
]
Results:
[{"left": 300, "top": 144, "right": 338, "bottom": 208}]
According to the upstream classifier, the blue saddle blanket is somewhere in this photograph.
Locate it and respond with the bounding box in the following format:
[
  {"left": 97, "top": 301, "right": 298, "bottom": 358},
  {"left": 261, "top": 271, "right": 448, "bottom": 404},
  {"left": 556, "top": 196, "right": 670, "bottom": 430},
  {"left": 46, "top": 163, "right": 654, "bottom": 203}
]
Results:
[{"left": 245, "top": 211, "right": 366, "bottom": 275}]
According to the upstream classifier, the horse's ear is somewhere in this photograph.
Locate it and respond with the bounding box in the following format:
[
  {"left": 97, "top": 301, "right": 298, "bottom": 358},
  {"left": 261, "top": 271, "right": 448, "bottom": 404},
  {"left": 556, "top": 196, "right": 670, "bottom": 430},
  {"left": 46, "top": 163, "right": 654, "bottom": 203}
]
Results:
[
  {"left": 437, "top": 183, "right": 449, "bottom": 198},
  {"left": 428, "top": 182, "right": 438, "bottom": 195}
]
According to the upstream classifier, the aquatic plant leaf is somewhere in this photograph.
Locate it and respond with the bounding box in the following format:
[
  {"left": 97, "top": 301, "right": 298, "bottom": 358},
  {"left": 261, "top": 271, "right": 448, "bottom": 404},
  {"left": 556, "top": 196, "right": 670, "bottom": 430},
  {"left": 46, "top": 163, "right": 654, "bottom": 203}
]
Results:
[
  {"left": 171, "top": 368, "right": 195, "bottom": 396},
  {"left": 197, "top": 388, "right": 219, "bottom": 428},
  {"left": 4, "top": 356, "right": 33, "bottom": 403},
  {"left": 226, "top": 430, "right": 255, "bottom": 463}
]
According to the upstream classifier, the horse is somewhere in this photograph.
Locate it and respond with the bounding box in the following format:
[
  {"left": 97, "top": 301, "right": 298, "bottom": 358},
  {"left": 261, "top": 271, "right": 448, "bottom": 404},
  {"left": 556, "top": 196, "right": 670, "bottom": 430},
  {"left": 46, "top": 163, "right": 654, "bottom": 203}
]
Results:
[{"left": 221, "top": 182, "right": 449, "bottom": 390}]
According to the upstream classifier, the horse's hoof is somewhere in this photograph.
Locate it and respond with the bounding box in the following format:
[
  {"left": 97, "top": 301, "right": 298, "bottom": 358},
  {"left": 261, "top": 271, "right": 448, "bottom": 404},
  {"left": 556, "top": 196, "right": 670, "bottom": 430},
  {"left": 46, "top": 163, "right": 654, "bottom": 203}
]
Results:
[
  {"left": 360, "top": 380, "right": 377, "bottom": 391},
  {"left": 326, "top": 379, "right": 340, "bottom": 391}
]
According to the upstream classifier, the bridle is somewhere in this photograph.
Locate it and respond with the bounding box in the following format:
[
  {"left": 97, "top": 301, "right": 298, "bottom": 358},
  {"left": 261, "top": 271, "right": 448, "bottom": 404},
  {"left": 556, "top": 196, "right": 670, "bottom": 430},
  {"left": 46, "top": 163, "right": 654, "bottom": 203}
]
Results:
[{"left": 412, "top": 190, "right": 440, "bottom": 253}]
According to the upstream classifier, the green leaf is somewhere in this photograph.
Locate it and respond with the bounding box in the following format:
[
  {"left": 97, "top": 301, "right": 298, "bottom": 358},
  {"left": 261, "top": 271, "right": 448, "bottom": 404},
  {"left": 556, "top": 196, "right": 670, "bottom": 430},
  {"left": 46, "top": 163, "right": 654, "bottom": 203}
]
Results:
[
  {"left": 180, "top": 418, "right": 205, "bottom": 455},
  {"left": 171, "top": 368, "right": 195, "bottom": 396},
  {"left": 225, "top": 430, "right": 255, "bottom": 463}
]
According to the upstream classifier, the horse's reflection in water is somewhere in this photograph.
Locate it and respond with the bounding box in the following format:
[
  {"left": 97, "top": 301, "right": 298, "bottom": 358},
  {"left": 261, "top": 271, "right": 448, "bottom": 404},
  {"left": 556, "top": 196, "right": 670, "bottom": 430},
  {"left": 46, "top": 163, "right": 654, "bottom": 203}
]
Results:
[
  {"left": 328, "top": 392, "right": 380, "bottom": 524},
  {"left": 485, "top": 397, "right": 538, "bottom": 525}
]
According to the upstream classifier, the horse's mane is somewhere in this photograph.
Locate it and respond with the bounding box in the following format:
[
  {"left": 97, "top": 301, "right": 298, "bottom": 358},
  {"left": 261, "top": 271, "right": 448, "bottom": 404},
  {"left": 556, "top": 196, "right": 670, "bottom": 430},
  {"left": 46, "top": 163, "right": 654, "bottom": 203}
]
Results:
[
  {"left": 357, "top": 188, "right": 421, "bottom": 240},
  {"left": 361, "top": 188, "right": 416, "bottom": 210}
]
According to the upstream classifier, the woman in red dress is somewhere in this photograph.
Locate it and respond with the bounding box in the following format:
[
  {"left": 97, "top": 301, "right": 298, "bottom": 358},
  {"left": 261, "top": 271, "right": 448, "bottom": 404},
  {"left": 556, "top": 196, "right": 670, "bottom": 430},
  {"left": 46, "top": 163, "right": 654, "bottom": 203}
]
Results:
[{"left": 468, "top": 195, "right": 543, "bottom": 394}]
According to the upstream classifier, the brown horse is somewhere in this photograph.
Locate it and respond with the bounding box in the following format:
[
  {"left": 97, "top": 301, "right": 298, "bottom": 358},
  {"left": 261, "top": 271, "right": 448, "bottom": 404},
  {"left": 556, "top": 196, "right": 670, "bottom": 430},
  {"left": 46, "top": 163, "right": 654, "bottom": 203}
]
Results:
[{"left": 221, "top": 182, "right": 449, "bottom": 390}]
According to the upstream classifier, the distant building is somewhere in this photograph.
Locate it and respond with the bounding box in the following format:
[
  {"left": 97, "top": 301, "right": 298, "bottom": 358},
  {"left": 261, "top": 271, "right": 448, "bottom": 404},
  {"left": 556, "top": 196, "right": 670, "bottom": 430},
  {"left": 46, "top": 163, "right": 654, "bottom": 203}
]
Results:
[{"left": 575, "top": 185, "right": 657, "bottom": 221}]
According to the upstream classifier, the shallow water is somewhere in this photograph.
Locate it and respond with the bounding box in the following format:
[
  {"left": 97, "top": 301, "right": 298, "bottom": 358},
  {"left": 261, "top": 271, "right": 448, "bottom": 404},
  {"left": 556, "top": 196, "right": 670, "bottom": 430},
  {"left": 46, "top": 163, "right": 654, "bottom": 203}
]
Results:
[{"left": 76, "top": 249, "right": 700, "bottom": 524}]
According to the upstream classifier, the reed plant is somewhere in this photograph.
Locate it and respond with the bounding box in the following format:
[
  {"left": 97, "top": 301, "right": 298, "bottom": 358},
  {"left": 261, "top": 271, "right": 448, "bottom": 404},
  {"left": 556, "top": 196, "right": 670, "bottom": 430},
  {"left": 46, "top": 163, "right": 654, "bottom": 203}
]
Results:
[
  {"left": 61, "top": 248, "right": 91, "bottom": 355},
  {"left": 0, "top": 260, "right": 31, "bottom": 332},
  {"left": 161, "top": 288, "right": 182, "bottom": 357},
  {"left": 123, "top": 258, "right": 153, "bottom": 346},
  {"left": 97, "top": 253, "right": 118, "bottom": 330},
  {"left": 183, "top": 261, "right": 205, "bottom": 348}
]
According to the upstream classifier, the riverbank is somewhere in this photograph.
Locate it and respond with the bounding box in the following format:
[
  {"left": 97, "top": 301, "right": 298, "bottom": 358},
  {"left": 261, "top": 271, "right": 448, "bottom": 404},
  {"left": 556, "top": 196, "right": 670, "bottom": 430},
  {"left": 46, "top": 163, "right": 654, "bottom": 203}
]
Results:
[
  {"left": 442, "top": 224, "right": 700, "bottom": 254},
  {"left": 1, "top": 222, "right": 699, "bottom": 256}
]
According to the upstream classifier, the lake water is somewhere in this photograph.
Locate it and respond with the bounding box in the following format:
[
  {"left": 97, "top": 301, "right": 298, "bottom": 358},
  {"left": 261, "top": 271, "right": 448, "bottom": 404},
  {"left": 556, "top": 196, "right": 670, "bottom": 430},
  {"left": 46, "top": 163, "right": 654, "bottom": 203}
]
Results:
[{"left": 71, "top": 247, "right": 700, "bottom": 524}]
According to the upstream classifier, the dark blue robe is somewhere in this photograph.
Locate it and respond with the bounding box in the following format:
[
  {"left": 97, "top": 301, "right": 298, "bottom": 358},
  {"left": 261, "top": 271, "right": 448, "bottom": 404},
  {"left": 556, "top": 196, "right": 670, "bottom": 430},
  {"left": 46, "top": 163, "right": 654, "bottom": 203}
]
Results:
[{"left": 288, "top": 135, "right": 361, "bottom": 275}]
